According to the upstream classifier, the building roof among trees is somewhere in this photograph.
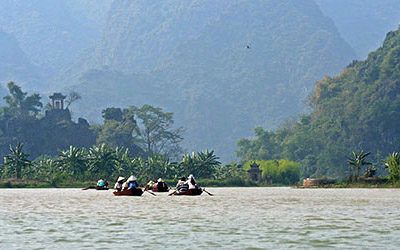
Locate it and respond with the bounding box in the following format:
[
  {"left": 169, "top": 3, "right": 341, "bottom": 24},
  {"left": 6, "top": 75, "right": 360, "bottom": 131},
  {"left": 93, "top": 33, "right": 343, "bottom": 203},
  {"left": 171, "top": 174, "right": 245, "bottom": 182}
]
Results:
[{"left": 49, "top": 93, "right": 66, "bottom": 100}]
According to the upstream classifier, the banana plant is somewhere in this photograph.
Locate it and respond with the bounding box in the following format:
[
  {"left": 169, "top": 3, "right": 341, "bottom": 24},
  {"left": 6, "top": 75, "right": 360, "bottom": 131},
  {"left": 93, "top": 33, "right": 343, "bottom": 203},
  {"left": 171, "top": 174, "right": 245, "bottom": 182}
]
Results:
[
  {"left": 347, "top": 150, "right": 372, "bottom": 180},
  {"left": 3, "top": 143, "right": 31, "bottom": 179},
  {"left": 385, "top": 152, "right": 400, "bottom": 182}
]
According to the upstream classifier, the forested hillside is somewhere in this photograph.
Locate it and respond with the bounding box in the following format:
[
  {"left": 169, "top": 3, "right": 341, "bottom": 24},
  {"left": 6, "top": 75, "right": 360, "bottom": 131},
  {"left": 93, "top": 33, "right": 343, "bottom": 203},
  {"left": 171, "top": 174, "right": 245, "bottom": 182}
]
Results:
[
  {"left": 2, "top": 0, "right": 400, "bottom": 161},
  {"left": 238, "top": 28, "right": 400, "bottom": 177},
  {"left": 66, "top": 0, "right": 355, "bottom": 161}
]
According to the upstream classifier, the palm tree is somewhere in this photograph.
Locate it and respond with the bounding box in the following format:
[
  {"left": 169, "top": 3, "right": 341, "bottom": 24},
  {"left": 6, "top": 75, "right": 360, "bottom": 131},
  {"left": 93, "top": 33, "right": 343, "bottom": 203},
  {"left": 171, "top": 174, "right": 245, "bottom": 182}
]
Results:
[
  {"left": 145, "top": 154, "right": 177, "bottom": 180},
  {"left": 385, "top": 152, "right": 400, "bottom": 182},
  {"left": 347, "top": 150, "right": 372, "bottom": 181},
  {"left": 3, "top": 143, "right": 31, "bottom": 179},
  {"left": 114, "top": 146, "right": 131, "bottom": 175},
  {"left": 87, "top": 144, "right": 117, "bottom": 179},
  {"left": 179, "top": 150, "right": 221, "bottom": 178},
  {"left": 34, "top": 158, "right": 62, "bottom": 186},
  {"left": 58, "top": 146, "right": 87, "bottom": 178},
  {"left": 195, "top": 150, "right": 221, "bottom": 178}
]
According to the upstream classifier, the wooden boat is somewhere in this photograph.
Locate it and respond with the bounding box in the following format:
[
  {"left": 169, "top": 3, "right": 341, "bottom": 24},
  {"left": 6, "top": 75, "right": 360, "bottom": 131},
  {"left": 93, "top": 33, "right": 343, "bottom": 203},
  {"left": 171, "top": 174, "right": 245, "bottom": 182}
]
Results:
[
  {"left": 148, "top": 183, "right": 169, "bottom": 192},
  {"left": 174, "top": 188, "right": 203, "bottom": 196},
  {"left": 151, "top": 187, "right": 169, "bottom": 192},
  {"left": 113, "top": 188, "right": 143, "bottom": 196},
  {"left": 95, "top": 186, "right": 109, "bottom": 190}
]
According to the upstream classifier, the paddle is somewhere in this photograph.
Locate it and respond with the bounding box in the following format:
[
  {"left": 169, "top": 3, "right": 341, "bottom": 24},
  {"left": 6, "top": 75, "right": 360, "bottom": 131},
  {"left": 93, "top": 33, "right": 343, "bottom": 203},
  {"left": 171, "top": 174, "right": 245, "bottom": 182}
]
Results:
[
  {"left": 145, "top": 190, "right": 157, "bottom": 196},
  {"left": 82, "top": 186, "right": 95, "bottom": 190},
  {"left": 202, "top": 189, "right": 214, "bottom": 196},
  {"left": 168, "top": 190, "right": 177, "bottom": 196}
]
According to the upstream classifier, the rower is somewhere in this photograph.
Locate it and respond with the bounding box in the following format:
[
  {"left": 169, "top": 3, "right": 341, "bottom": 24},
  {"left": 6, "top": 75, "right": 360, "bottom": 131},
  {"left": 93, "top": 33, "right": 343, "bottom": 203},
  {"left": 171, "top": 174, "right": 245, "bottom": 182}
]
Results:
[
  {"left": 176, "top": 177, "right": 189, "bottom": 192},
  {"left": 97, "top": 179, "right": 107, "bottom": 189},
  {"left": 155, "top": 178, "right": 168, "bottom": 192},
  {"left": 187, "top": 174, "right": 199, "bottom": 190},
  {"left": 114, "top": 176, "right": 125, "bottom": 191},
  {"left": 123, "top": 175, "right": 139, "bottom": 190}
]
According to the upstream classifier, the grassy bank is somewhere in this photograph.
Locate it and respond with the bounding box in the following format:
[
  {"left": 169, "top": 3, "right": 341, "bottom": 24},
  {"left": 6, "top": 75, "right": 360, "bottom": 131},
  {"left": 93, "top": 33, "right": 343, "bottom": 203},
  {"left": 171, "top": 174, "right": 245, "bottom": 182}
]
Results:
[
  {"left": 4, "top": 178, "right": 398, "bottom": 189},
  {"left": 0, "top": 179, "right": 95, "bottom": 188},
  {"left": 316, "top": 182, "right": 400, "bottom": 188},
  {"left": 0, "top": 178, "right": 261, "bottom": 188}
]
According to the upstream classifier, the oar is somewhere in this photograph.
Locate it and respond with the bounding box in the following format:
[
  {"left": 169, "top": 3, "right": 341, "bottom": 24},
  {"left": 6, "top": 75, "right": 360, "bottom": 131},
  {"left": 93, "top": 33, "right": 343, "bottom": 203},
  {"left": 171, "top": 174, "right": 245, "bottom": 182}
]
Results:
[
  {"left": 202, "top": 189, "right": 214, "bottom": 196},
  {"left": 145, "top": 190, "right": 156, "bottom": 196},
  {"left": 82, "top": 186, "right": 95, "bottom": 190},
  {"left": 168, "top": 190, "right": 177, "bottom": 196}
]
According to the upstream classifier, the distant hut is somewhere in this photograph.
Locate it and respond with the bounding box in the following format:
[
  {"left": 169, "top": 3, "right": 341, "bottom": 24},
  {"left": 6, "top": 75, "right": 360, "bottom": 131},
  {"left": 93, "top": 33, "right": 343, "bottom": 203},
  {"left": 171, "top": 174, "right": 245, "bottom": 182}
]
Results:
[
  {"left": 46, "top": 92, "right": 70, "bottom": 120},
  {"left": 49, "top": 93, "right": 67, "bottom": 110},
  {"left": 248, "top": 161, "right": 261, "bottom": 182}
]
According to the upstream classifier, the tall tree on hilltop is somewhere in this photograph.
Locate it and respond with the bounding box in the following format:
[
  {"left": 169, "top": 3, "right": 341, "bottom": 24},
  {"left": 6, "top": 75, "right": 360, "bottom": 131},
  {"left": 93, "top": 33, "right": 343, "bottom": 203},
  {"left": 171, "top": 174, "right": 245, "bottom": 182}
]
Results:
[
  {"left": 128, "top": 105, "right": 183, "bottom": 157},
  {"left": 3, "top": 82, "right": 42, "bottom": 117}
]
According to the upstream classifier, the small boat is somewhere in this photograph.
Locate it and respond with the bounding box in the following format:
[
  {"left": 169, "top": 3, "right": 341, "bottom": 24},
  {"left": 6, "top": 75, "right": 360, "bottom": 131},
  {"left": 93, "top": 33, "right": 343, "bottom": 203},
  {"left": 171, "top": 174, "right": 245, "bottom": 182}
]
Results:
[
  {"left": 113, "top": 188, "right": 143, "bottom": 196},
  {"left": 151, "top": 187, "right": 169, "bottom": 192},
  {"left": 174, "top": 188, "right": 203, "bottom": 196},
  {"left": 82, "top": 186, "right": 109, "bottom": 190}
]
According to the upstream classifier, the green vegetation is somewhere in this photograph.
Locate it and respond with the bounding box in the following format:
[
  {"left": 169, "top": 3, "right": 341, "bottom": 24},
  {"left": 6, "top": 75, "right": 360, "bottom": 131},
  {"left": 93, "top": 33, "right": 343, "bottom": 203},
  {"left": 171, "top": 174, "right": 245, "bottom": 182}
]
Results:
[
  {"left": 347, "top": 151, "right": 372, "bottom": 180},
  {"left": 243, "top": 160, "right": 300, "bottom": 185},
  {"left": 238, "top": 28, "right": 400, "bottom": 179},
  {"left": 385, "top": 152, "right": 400, "bottom": 182},
  {"left": 0, "top": 143, "right": 264, "bottom": 187},
  {"left": 0, "top": 82, "right": 274, "bottom": 187}
]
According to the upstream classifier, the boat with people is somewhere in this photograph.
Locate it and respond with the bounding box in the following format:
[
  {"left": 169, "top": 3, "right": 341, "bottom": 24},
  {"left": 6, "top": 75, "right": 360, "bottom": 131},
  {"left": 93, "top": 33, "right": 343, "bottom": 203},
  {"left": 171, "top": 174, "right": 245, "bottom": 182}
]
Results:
[
  {"left": 146, "top": 178, "right": 169, "bottom": 192},
  {"left": 169, "top": 174, "right": 209, "bottom": 196},
  {"left": 113, "top": 188, "right": 143, "bottom": 196},
  {"left": 173, "top": 188, "right": 203, "bottom": 196},
  {"left": 113, "top": 175, "right": 143, "bottom": 196}
]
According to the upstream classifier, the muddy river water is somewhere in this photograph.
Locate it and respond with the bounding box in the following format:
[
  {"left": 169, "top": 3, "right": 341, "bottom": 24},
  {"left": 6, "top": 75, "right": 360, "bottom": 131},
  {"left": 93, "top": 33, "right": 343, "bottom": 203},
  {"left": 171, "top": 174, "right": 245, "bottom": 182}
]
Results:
[{"left": 1, "top": 187, "right": 399, "bottom": 249}]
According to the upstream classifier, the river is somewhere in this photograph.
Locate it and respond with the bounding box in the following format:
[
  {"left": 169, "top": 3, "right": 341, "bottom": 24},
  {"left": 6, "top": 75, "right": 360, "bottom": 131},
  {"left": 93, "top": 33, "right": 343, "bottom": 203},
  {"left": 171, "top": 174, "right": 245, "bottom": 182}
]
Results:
[{"left": 0, "top": 187, "right": 399, "bottom": 249}]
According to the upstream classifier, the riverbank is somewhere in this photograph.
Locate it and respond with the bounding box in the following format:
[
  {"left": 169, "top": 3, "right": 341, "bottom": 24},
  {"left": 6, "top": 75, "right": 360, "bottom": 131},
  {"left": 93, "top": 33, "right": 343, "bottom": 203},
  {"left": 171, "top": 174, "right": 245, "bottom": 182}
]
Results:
[
  {"left": 0, "top": 178, "right": 259, "bottom": 188},
  {"left": 0, "top": 179, "right": 94, "bottom": 188},
  {"left": 2, "top": 178, "right": 399, "bottom": 188}
]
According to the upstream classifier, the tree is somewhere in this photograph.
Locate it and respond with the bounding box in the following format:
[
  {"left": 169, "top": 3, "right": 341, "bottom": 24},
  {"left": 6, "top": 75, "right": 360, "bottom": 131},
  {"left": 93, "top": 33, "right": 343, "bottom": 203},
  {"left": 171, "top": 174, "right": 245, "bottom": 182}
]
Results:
[
  {"left": 96, "top": 111, "right": 143, "bottom": 156},
  {"left": 347, "top": 151, "right": 372, "bottom": 180},
  {"left": 57, "top": 146, "right": 87, "bottom": 178},
  {"left": 143, "top": 154, "right": 178, "bottom": 180},
  {"left": 128, "top": 105, "right": 183, "bottom": 157},
  {"left": 179, "top": 150, "right": 221, "bottom": 178},
  {"left": 87, "top": 144, "right": 117, "bottom": 179},
  {"left": 385, "top": 152, "right": 400, "bottom": 182},
  {"left": 102, "top": 107, "right": 123, "bottom": 122},
  {"left": 33, "top": 157, "right": 64, "bottom": 186},
  {"left": 3, "top": 82, "right": 42, "bottom": 117},
  {"left": 65, "top": 91, "right": 81, "bottom": 109},
  {"left": 2, "top": 143, "right": 31, "bottom": 179}
]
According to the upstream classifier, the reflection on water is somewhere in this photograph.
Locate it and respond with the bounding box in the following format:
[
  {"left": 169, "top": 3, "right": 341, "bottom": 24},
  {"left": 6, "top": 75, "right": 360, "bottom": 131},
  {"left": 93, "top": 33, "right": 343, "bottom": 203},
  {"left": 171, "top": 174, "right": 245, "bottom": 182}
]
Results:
[{"left": 0, "top": 187, "right": 399, "bottom": 249}]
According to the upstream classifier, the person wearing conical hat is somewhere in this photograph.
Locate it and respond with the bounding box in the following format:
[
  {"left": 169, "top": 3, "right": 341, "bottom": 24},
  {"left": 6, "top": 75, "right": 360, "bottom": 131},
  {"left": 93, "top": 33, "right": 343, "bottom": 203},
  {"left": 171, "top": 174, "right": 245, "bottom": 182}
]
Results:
[
  {"left": 186, "top": 174, "right": 198, "bottom": 190},
  {"left": 123, "top": 175, "right": 139, "bottom": 190},
  {"left": 156, "top": 177, "right": 168, "bottom": 192},
  {"left": 114, "top": 176, "right": 125, "bottom": 191}
]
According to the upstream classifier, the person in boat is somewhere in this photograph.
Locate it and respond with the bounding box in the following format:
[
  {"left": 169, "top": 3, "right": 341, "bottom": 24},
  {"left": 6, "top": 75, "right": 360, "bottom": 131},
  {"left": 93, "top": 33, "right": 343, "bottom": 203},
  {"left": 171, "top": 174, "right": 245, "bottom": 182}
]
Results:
[
  {"left": 176, "top": 177, "right": 189, "bottom": 193},
  {"left": 145, "top": 180, "right": 155, "bottom": 190},
  {"left": 187, "top": 174, "right": 199, "bottom": 190},
  {"left": 114, "top": 176, "right": 125, "bottom": 191},
  {"left": 123, "top": 175, "right": 139, "bottom": 190},
  {"left": 155, "top": 178, "right": 168, "bottom": 192},
  {"left": 97, "top": 179, "right": 108, "bottom": 189}
]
